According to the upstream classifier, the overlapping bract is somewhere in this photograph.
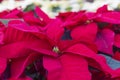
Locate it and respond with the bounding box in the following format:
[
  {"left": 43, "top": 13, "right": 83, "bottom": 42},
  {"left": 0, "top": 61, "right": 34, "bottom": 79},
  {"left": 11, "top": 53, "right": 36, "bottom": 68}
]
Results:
[{"left": 0, "top": 5, "right": 120, "bottom": 80}]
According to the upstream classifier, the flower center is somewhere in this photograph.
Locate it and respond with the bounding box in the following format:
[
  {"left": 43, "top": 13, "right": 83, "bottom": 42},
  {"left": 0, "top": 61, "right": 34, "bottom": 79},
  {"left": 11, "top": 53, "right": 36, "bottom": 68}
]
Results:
[
  {"left": 86, "top": 20, "right": 92, "bottom": 24},
  {"left": 53, "top": 46, "right": 60, "bottom": 53}
]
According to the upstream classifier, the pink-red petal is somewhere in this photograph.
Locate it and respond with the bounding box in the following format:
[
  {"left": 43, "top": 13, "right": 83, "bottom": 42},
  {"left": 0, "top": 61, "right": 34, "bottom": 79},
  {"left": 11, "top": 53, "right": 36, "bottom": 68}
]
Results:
[
  {"left": 46, "top": 19, "right": 64, "bottom": 43},
  {"left": 10, "top": 53, "right": 40, "bottom": 79},
  {"left": 64, "top": 43, "right": 114, "bottom": 76},
  {"left": 114, "top": 34, "right": 120, "bottom": 48},
  {"left": 0, "top": 57, "right": 7, "bottom": 74},
  {"left": 35, "top": 6, "right": 50, "bottom": 23},
  {"left": 95, "top": 29, "right": 114, "bottom": 55},
  {"left": 71, "top": 22, "right": 98, "bottom": 43},
  {"left": 43, "top": 56, "right": 62, "bottom": 80},
  {"left": 60, "top": 53, "right": 91, "bottom": 80}
]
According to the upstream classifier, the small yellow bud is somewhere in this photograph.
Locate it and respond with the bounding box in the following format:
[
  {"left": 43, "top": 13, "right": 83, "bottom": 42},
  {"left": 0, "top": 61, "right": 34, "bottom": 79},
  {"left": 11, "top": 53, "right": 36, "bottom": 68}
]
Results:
[{"left": 53, "top": 46, "right": 60, "bottom": 53}]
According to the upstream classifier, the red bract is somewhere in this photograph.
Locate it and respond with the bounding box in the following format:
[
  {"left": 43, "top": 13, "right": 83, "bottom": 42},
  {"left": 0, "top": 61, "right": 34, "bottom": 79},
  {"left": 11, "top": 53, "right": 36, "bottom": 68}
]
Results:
[
  {"left": 114, "top": 34, "right": 120, "bottom": 48},
  {"left": 35, "top": 6, "right": 51, "bottom": 23},
  {"left": 113, "top": 51, "right": 120, "bottom": 61},
  {"left": 95, "top": 29, "right": 115, "bottom": 55},
  {"left": 60, "top": 11, "right": 87, "bottom": 29},
  {"left": 71, "top": 22, "right": 98, "bottom": 44},
  {"left": 0, "top": 8, "right": 23, "bottom": 18},
  {"left": 91, "top": 5, "right": 120, "bottom": 24},
  {"left": 0, "top": 57, "right": 7, "bottom": 74},
  {"left": 60, "top": 54, "right": 91, "bottom": 80}
]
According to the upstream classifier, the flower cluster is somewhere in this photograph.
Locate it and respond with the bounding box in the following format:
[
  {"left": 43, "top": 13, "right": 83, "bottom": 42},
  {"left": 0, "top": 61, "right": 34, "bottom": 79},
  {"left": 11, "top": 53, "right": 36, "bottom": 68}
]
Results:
[{"left": 0, "top": 5, "right": 120, "bottom": 80}]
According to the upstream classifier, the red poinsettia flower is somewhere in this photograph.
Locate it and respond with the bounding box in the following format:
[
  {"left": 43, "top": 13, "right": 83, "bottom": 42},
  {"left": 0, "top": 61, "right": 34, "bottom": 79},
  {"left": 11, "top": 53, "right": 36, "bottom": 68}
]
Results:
[
  {"left": 56, "top": 5, "right": 120, "bottom": 80},
  {"left": 0, "top": 6, "right": 57, "bottom": 80}
]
